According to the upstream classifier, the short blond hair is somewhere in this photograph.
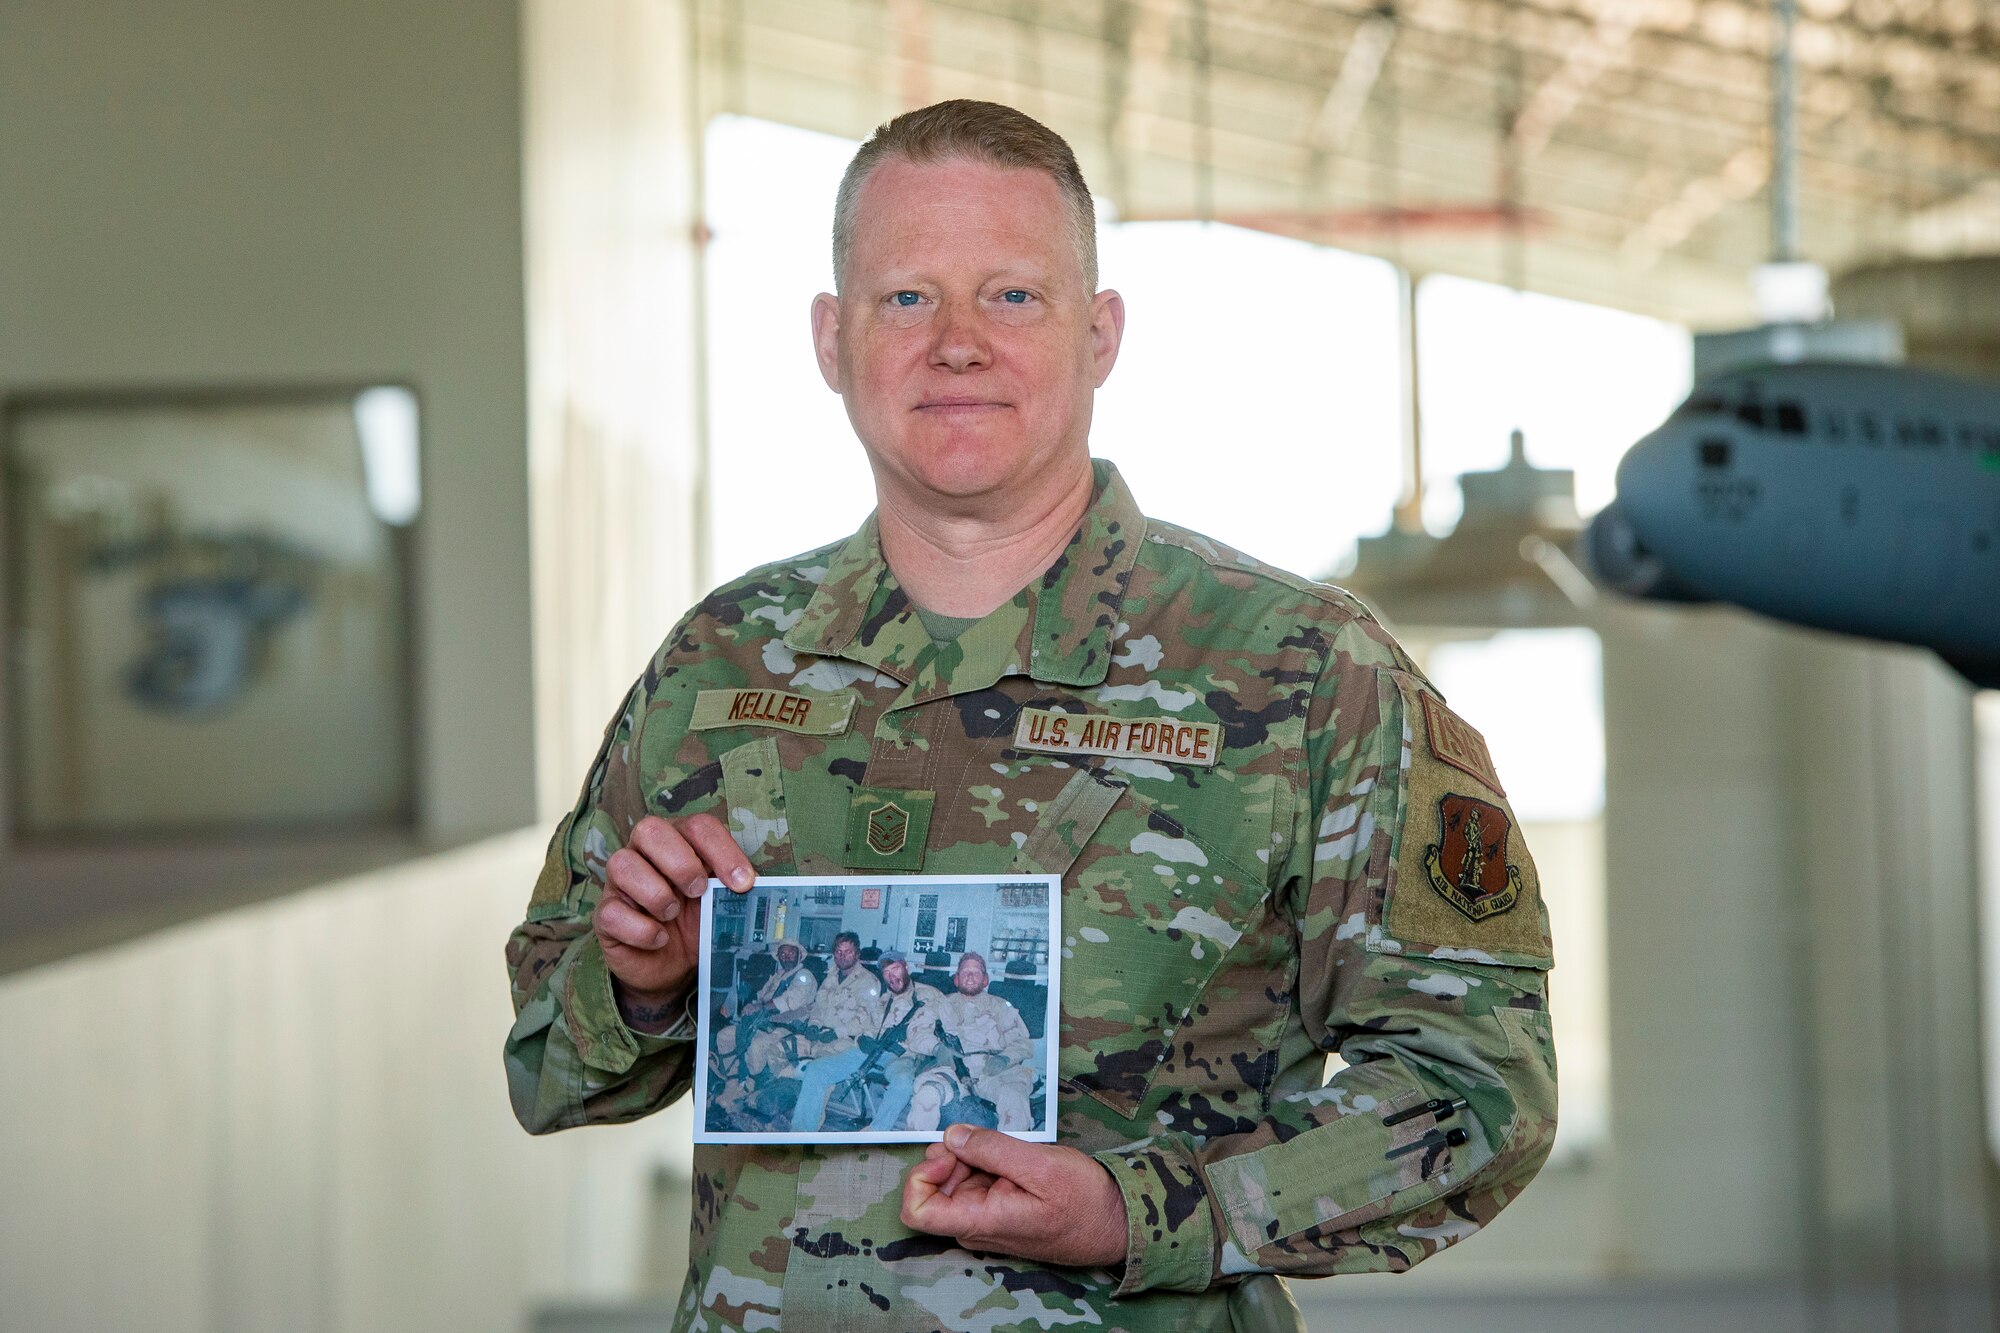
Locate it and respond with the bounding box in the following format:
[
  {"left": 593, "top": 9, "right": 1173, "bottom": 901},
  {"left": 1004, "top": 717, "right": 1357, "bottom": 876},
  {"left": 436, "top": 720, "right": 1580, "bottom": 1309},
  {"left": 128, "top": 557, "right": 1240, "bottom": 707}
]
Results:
[{"left": 833, "top": 99, "right": 1098, "bottom": 293}]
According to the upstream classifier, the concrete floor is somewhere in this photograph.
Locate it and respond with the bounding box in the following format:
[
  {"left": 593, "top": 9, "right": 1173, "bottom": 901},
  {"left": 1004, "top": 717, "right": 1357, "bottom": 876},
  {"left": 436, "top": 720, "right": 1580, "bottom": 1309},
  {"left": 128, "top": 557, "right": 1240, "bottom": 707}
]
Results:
[{"left": 535, "top": 1276, "right": 1999, "bottom": 1333}]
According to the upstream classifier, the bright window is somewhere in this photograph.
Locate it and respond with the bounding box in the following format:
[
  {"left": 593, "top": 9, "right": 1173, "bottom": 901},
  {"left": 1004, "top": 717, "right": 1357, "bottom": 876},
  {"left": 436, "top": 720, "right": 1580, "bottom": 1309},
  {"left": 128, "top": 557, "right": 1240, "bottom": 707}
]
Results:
[
  {"left": 702, "top": 116, "right": 1404, "bottom": 582},
  {"left": 1416, "top": 273, "right": 1692, "bottom": 526},
  {"left": 1092, "top": 222, "right": 1402, "bottom": 577},
  {"left": 703, "top": 115, "right": 875, "bottom": 584}
]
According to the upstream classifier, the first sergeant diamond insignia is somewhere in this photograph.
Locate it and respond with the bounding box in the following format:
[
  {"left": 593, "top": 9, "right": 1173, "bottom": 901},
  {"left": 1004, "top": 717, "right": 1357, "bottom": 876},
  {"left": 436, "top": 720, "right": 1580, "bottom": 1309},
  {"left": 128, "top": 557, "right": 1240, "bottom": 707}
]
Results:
[
  {"left": 865, "top": 800, "right": 910, "bottom": 856},
  {"left": 1423, "top": 792, "right": 1524, "bottom": 922}
]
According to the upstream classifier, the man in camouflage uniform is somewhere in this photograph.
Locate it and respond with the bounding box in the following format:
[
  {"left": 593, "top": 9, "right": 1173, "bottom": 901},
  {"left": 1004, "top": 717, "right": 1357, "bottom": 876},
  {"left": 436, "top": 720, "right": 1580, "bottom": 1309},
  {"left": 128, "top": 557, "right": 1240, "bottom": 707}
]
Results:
[
  {"left": 791, "top": 949, "right": 943, "bottom": 1133},
  {"left": 505, "top": 99, "right": 1556, "bottom": 1331},
  {"left": 904, "top": 951, "right": 1037, "bottom": 1133}
]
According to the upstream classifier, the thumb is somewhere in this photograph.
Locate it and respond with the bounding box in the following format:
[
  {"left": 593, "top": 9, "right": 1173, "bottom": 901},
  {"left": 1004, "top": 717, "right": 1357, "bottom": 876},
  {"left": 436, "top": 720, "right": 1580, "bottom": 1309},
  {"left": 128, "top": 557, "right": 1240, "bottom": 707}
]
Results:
[{"left": 941, "top": 1124, "right": 1041, "bottom": 1181}]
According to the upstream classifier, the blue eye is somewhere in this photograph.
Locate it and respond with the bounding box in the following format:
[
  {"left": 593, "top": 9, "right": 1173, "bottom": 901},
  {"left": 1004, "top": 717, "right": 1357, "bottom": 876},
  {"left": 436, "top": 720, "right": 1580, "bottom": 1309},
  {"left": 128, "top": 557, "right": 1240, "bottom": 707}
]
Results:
[
  {"left": 1002, "top": 290, "right": 1030, "bottom": 304},
  {"left": 893, "top": 291, "right": 922, "bottom": 307}
]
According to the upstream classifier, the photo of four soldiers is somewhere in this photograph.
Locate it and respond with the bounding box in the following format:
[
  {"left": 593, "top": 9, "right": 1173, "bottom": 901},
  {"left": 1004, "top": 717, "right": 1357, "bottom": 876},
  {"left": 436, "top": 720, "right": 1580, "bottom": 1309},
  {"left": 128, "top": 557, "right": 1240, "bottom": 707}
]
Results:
[{"left": 701, "top": 878, "right": 1053, "bottom": 1141}]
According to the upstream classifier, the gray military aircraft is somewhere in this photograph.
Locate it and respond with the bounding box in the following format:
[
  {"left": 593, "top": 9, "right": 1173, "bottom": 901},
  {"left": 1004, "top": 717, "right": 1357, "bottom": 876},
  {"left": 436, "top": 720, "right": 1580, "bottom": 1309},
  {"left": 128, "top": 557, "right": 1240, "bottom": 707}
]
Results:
[{"left": 1585, "top": 361, "right": 2000, "bottom": 689}]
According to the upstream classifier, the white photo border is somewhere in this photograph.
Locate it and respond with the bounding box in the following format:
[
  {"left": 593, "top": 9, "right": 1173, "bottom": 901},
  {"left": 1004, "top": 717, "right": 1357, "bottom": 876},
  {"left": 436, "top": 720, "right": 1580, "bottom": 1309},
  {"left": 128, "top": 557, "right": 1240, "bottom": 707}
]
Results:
[{"left": 693, "top": 873, "right": 1062, "bottom": 1146}]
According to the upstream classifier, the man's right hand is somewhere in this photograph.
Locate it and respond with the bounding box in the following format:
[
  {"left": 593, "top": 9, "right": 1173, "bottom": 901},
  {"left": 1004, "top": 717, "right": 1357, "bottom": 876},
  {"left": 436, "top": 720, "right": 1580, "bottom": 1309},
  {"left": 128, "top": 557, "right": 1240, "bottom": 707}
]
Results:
[{"left": 591, "top": 813, "right": 755, "bottom": 1029}]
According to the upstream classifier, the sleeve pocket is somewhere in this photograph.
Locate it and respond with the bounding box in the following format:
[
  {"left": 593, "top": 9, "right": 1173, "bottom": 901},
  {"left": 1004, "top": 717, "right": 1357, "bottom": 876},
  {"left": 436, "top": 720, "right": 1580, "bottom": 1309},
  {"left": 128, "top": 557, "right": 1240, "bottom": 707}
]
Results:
[{"left": 717, "top": 736, "right": 796, "bottom": 871}]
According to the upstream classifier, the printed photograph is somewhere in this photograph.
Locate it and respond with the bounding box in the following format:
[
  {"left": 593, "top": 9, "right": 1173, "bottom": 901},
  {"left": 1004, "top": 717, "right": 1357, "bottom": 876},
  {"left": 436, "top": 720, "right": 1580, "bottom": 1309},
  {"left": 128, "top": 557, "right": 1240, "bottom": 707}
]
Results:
[{"left": 695, "top": 874, "right": 1061, "bottom": 1145}]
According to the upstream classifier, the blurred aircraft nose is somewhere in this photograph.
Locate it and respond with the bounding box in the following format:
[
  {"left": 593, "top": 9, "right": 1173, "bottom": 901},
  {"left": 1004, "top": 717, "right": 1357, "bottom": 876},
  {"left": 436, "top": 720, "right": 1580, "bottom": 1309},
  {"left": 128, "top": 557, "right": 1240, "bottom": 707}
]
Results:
[
  {"left": 1584, "top": 432, "right": 1713, "bottom": 603},
  {"left": 1610, "top": 424, "right": 1686, "bottom": 531}
]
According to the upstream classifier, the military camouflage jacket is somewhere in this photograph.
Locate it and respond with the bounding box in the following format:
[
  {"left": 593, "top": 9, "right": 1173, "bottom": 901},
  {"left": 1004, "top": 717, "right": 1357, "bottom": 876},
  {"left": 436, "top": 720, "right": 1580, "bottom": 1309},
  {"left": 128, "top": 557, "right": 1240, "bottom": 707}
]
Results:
[{"left": 505, "top": 461, "right": 1558, "bottom": 1332}]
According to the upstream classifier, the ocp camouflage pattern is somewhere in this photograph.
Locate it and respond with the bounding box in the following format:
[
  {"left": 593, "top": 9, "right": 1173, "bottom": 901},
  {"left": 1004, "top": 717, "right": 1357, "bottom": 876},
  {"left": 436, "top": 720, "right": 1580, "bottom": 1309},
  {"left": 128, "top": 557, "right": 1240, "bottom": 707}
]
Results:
[{"left": 505, "top": 460, "right": 1558, "bottom": 1331}]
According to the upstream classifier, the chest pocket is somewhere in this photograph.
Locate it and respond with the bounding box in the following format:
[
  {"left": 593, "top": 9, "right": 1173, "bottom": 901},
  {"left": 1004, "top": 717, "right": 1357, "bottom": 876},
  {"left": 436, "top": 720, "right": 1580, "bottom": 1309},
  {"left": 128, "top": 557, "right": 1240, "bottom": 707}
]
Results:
[
  {"left": 716, "top": 737, "right": 799, "bottom": 872},
  {"left": 1023, "top": 768, "right": 1277, "bottom": 1120}
]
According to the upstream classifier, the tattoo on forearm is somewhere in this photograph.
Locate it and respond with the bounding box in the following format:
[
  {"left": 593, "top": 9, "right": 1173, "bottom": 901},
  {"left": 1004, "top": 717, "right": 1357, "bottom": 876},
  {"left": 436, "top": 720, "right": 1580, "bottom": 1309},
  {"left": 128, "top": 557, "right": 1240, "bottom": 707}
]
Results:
[{"left": 618, "top": 994, "right": 682, "bottom": 1032}]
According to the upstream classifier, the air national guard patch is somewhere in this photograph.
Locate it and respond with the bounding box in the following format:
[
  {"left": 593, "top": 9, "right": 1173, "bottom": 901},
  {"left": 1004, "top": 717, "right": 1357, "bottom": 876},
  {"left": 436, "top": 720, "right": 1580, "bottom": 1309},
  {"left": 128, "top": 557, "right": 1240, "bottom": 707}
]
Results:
[
  {"left": 1424, "top": 793, "right": 1522, "bottom": 921},
  {"left": 1383, "top": 680, "right": 1554, "bottom": 969}
]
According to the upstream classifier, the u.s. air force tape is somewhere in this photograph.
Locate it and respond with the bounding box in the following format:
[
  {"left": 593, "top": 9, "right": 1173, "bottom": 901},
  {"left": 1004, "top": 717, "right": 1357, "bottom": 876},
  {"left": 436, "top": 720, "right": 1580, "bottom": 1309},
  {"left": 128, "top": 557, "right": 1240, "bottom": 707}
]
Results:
[
  {"left": 689, "top": 688, "right": 855, "bottom": 736},
  {"left": 1011, "top": 706, "right": 1221, "bottom": 768}
]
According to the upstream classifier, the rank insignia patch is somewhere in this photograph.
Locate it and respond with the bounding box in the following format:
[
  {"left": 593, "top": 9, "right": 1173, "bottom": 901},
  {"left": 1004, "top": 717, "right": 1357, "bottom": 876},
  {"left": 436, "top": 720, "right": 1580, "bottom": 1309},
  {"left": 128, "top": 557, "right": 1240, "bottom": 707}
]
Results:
[
  {"left": 1420, "top": 693, "right": 1504, "bottom": 796},
  {"left": 1424, "top": 793, "right": 1523, "bottom": 922},
  {"left": 842, "top": 786, "right": 934, "bottom": 872},
  {"left": 865, "top": 800, "right": 909, "bottom": 856}
]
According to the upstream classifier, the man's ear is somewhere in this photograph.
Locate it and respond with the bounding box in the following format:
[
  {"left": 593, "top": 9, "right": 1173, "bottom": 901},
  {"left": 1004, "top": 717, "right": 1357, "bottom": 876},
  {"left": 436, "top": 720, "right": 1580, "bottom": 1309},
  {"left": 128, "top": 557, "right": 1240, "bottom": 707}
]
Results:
[
  {"left": 811, "top": 292, "right": 843, "bottom": 393},
  {"left": 1088, "top": 289, "right": 1126, "bottom": 388}
]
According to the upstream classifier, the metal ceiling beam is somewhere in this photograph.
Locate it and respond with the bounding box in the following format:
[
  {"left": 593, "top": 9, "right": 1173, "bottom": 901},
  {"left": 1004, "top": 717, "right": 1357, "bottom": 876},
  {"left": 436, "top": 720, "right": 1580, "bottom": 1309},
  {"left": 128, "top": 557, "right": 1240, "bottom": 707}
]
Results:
[
  {"left": 701, "top": 0, "right": 1999, "bottom": 324},
  {"left": 1308, "top": 4, "right": 1397, "bottom": 156}
]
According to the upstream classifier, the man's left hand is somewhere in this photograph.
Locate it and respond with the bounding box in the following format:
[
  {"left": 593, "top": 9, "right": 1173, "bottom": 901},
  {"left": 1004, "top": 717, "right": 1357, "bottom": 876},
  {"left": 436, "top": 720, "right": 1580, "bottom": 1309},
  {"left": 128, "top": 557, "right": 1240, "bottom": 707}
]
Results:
[{"left": 900, "top": 1125, "right": 1128, "bottom": 1269}]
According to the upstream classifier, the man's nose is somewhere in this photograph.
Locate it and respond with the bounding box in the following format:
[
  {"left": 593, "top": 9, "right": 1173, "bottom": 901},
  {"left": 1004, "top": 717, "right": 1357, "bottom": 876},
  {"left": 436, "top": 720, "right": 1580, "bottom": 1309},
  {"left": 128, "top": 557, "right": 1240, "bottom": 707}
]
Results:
[{"left": 929, "top": 298, "right": 991, "bottom": 372}]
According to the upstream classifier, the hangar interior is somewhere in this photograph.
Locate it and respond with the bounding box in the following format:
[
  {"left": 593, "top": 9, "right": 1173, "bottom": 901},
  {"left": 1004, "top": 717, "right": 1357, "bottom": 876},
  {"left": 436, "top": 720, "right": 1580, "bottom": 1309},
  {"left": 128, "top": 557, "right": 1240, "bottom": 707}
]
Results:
[{"left": 1, "top": 1, "right": 1997, "bottom": 1330}]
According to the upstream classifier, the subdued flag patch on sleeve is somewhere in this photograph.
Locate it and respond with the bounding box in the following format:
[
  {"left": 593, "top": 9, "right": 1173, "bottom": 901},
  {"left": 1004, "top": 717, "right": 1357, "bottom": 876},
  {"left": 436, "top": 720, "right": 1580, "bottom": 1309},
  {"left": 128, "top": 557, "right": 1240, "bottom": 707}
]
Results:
[
  {"left": 1381, "top": 681, "right": 1554, "bottom": 969},
  {"left": 1420, "top": 692, "right": 1505, "bottom": 796}
]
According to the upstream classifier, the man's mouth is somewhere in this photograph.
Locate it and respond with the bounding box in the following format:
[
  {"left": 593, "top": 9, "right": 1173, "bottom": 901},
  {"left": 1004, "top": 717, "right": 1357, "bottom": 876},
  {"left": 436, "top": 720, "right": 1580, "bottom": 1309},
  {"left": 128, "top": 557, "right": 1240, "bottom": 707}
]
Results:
[{"left": 915, "top": 397, "right": 1009, "bottom": 412}]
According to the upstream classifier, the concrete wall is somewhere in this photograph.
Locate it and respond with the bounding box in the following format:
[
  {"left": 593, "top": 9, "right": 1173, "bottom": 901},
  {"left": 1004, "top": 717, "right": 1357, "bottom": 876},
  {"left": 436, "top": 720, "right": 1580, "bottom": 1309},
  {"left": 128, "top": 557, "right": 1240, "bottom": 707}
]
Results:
[
  {"left": 524, "top": 0, "right": 708, "bottom": 805},
  {"left": 1599, "top": 607, "right": 1816, "bottom": 1276},
  {"left": 0, "top": 1, "right": 709, "bottom": 1329},
  {"left": 0, "top": 0, "right": 536, "bottom": 967},
  {"left": 0, "top": 831, "right": 689, "bottom": 1333}
]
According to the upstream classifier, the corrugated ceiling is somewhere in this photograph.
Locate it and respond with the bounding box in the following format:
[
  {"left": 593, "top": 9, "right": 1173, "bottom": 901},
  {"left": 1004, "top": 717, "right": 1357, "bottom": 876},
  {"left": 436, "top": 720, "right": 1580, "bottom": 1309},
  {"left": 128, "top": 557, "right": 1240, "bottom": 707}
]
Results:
[{"left": 692, "top": 0, "right": 2000, "bottom": 324}]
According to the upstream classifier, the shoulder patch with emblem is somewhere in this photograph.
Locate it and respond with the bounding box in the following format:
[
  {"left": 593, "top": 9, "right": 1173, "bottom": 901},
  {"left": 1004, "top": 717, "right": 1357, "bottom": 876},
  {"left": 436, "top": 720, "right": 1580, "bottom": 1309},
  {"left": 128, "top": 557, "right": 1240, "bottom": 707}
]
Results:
[
  {"left": 1381, "top": 683, "right": 1553, "bottom": 968},
  {"left": 1424, "top": 793, "right": 1522, "bottom": 921}
]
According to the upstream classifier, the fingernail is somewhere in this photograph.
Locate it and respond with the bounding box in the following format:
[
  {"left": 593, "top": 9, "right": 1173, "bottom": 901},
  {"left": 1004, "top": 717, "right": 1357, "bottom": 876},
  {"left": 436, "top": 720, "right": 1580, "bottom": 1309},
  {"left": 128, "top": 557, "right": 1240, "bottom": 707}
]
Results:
[
  {"left": 946, "top": 1125, "right": 969, "bottom": 1150},
  {"left": 651, "top": 930, "right": 667, "bottom": 947},
  {"left": 729, "top": 868, "right": 752, "bottom": 891},
  {"left": 940, "top": 1181, "right": 956, "bottom": 1197}
]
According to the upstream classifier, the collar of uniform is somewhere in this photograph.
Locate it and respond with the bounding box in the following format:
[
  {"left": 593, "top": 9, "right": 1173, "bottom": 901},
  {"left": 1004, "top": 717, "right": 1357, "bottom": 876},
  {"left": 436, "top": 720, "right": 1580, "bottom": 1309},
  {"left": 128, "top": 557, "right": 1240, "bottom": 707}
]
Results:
[{"left": 783, "top": 458, "right": 1144, "bottom": 689}]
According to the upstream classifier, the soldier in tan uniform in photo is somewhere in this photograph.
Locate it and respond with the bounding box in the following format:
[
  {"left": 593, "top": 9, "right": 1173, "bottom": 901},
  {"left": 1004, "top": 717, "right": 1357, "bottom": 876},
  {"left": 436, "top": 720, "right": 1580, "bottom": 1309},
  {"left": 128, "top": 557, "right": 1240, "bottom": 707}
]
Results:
[
  {"left": 712, "top": 938, "right": 816, "bottom": 1084},
  {"left": 791, "top": 949, "right": 946, "bottom": 1133},
  {"left": 905, "top": 951, "right": 1037, "bottom": 1133},
  {"left": 793, "top": 932, "right": 880, "bottom": 1066}
]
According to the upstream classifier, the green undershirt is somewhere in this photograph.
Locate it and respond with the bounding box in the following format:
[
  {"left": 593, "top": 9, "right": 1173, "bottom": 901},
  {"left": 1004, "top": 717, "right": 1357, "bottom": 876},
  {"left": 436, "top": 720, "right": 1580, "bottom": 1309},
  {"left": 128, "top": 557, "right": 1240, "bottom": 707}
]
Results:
[{"left": 912, "top": 603, "right": 981, "bottom": 645}]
